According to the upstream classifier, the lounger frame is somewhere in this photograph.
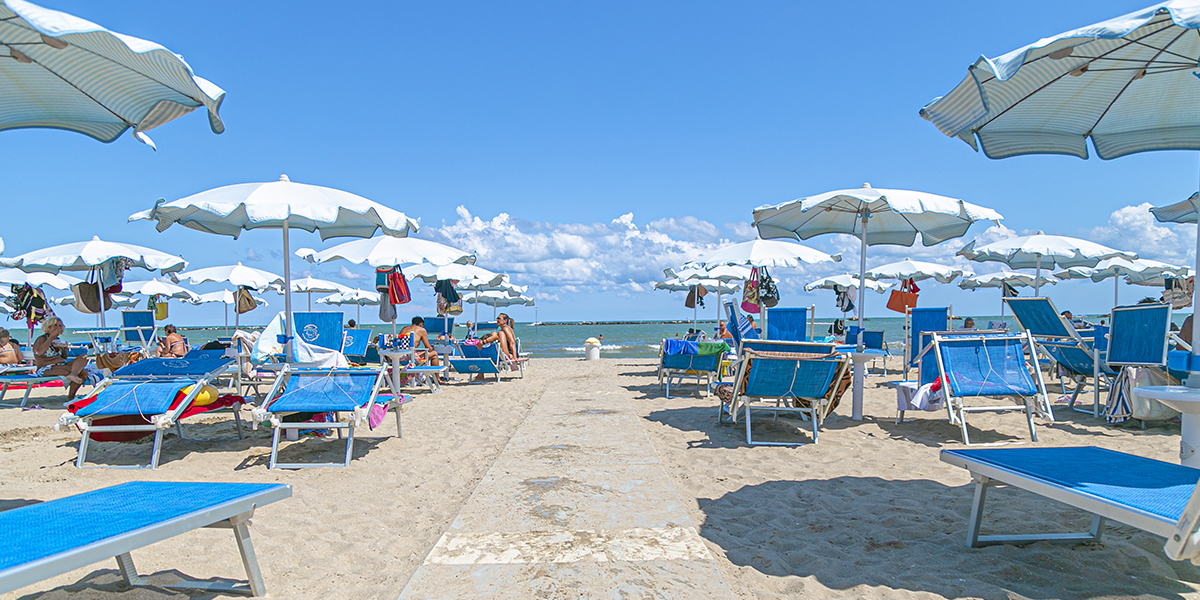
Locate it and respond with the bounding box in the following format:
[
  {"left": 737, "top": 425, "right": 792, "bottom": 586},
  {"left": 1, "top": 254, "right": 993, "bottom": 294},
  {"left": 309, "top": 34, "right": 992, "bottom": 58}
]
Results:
[
  {"left": 66, "top": 359, "right": 240, "bottom": 470},
  {"left": 1006, "top": 297, "right": 1115, "bottom": 418},
  {"left": 0, "top": 371, "right": 68, "bottom": 408},
  {"left": 258, "top": 366, "right": 397, "bottom": 469},
  {"left": 724, "top": 340, "right": 847, "bottom": 446},
  {"left": 658, "top": 339, "right": 722, "bottom": 398},
  {"left": 0, "top": 482, "right": 291, "bottom": 597}
]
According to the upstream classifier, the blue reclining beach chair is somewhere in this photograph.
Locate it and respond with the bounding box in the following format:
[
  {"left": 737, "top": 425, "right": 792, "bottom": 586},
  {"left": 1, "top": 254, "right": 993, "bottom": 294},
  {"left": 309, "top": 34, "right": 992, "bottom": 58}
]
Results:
[
  {"left": 724, "top": 301, "right": 760, "bottom": 354},
  {"left": 1104, "top": 302, "right": 1175, "bottom": 424},
  {"left": 0, "top": 481, "right": 291, "bottom": 597},
  {"left": 765, "top": 307, "right": 810, "bottom": 341},
  {"left": 1007, "top": 297, "right": 1116, "bottom": 417},
  {"left": 0, "top": 366, "right": 70, "bottom": 408},
  {"left": 342, "top": 328, "right": 372, "bottom": 362},
  {"left": 292, "top": 311, "right": 344, "bottom": 354},
  {"left": 449, "top": 341, "right": 504, "bottom": 382},
  {"left": 56, "top": 355, "right": 239, "bottom": 469},
  {"left": 919, "top": 330, "right": 1051, "bottom": 445},
  {"left": 940, "top": 446, "right": 1200, "bottom": 563},
  {"left": 121, "top": 310, "right": 156, "bottom": 350},
  {"left": 723, "top": 339, "right": 848, "bottom": 446},
  {"left": 658, "top": 339, "right": 727, "bottom": 398},
  {"left": 254, "top": 366, "right": 397, "bottom": 469},
  {"left": 905, "top": 306, "right": 950, "bottom": 379}
]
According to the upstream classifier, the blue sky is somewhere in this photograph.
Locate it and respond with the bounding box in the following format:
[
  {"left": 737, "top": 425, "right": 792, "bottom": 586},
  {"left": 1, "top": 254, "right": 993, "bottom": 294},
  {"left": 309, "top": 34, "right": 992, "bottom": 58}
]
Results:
[{"left": 5, "top": 0, "right": 1198, "bottom": 326}]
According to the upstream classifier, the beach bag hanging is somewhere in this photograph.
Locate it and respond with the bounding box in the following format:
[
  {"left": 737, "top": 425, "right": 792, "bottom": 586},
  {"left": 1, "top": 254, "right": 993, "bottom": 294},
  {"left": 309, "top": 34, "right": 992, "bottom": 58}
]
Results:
[
  {"left": 388, "top": 267, "right": 411, "bottom": 305},
  {"left": 151, "top": 294, "right": 169, "bottom": 320},
  {"left": 437, "top": 294, "right": 463, "bottom": 316},
  {"left": 759, "top": 267, "right": 780, "bottom": 308},
  {"left": 886, "top": 279, "right": 918, "bottom": 314},
  {"left": 685, "top": 286, "right": 698, "bottom": 309},
  {"left": 376, "top": 267, "right": 391, "bottom": 293},
  {"left": 235, "top": 286, "right": 257, "bottom": 314},
  {"left": 741, "top": 268, "right": 760, "bottom": 314},
  {"left": 71, "top": 279, "right": 104, "bottom": 315}
]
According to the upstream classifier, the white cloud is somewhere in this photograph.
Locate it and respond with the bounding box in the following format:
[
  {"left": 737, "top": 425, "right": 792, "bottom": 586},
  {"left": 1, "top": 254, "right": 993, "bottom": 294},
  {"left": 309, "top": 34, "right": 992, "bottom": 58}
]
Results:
[
  {"left": 1087, "top": 203, "right": 1196, "bottom": 266},
  {"left": 244, "top": 248, "right": 262, "bottom": 262},
  {"left": 338, "top": 265, "right": 368, "bottom": 281}
]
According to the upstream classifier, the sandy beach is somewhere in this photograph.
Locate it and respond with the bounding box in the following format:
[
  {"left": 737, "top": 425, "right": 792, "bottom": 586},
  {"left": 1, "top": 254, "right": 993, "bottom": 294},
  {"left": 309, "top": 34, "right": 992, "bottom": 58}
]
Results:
[{"left": 2, "top": 357, "right": 1198, "bottom": 599}]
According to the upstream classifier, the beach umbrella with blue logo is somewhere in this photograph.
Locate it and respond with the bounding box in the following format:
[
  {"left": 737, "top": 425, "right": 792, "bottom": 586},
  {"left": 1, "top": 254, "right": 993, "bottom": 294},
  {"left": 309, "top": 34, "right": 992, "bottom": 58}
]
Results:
[
  {"left": 129, "top": 175, "right": 419, "bottom": 361},
  {"left": 0, "top": 0, "right": 225, "bottom": 149},
  {"left": 920, "top": 0, "right": 1200, "bottom": 419}
]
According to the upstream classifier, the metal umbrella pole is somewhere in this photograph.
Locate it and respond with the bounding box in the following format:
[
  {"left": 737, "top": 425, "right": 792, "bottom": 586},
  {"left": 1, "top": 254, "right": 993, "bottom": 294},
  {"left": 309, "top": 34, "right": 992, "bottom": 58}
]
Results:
[{"left": 282, "top": 217, "right": 294, "bottom": 362}]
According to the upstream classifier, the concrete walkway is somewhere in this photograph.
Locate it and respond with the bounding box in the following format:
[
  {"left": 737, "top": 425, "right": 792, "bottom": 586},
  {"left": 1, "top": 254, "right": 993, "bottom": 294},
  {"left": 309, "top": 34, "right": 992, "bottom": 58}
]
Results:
[{"left": 399, "top": 362, "right": 735, "bottom": 599}]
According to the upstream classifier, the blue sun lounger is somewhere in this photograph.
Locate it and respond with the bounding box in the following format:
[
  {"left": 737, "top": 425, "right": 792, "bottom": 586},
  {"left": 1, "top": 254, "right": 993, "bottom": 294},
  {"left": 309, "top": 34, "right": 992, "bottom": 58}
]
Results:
[
  {"left": 55, "top": 355, "right": 239, "bottom": 469},
  {"left": 449, "top": 342, "right": 504, "bottom": 382},
  {"left": 0, "top": 481, "right": 291, "bottom": 597},
  {"left": 941, "top": 446, "right": 1200, "bottom": 563},
  {"left": 254, "top": 366, "right": 397, "bottom": 469},
  {"left": 722, "top": 340, "right": 849, "bottom": 446},
  {"left": 0, "top": 367, "right": 69, "bottom": 408},
  {"left": 658, "top": 339, "right": 727, "bottom": 398},
  {"left": 918, "top": 330, "right": 1051, "bottom": 445},
  {"left": 905, "top": 306, "right": 950, "bottom": 380}
]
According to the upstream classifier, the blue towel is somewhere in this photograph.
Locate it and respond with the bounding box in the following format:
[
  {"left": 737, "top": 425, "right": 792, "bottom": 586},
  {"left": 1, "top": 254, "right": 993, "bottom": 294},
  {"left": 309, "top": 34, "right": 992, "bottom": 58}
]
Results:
[{"left": 664, "top": 340, "right": 699, "bottom": 356}]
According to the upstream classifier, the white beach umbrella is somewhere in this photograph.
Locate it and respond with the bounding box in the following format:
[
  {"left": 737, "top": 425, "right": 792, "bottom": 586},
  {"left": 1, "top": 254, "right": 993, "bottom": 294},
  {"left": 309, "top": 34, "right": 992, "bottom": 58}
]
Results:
[
  {"left": 407, "top": 263, "right": 503, "bottom": 287},
  {"left": 1126, "top": 268, "right": 1197, "bottom": 287},
  {"left": 1054, "top": 257, "right": 1187, "bottom": 307},
  {"left": 958, "top": 233, "right": 1137, "bottom": 296},
  {"left": 0, "top": 268, "right": 80, "bottom": 290},
  {"left": 804, "top": 274, "right": 893, "bottom": 294},
  {"left": 175, "top": 263, "right": 284, "bottom": 292},
  {"left": 0, "top": 236, "right": 187, "bottom": 327},
  {"left": 959, "top": 271, "right": 1058, "bottom": 318},
  {"left": 664, "top": 265, "right": 751, "bottom": 283},
  {"left": 286, "top": 276, "right": 352, "bottom": 311},
  {"left": 0, "top": 0, "right": 225, "bottom": 149},
  {"left": 656, "top": 278, "right": 740, "bottom": 330},
  {"left": 129, "top": 174, "right": 419, "bottom": 361},
  {"left": 687, "top": 239, "right": 841, "bottom": 270},
  {"left": 193, "top": 289, "right": 268, "bottom": 337},
  {"left": 459, "top": 277, "right": 526, "bottom": 297},
  {"left": 54, "top": 292, "right": 138, "bottom": 309},
  {"left": 296, "top": 236, "right": 474, "bottom": 269},
  {"left": 465, "top": 290, "right": 535, "bottom": 321},
  {"left": 865, "top": 258, "right": 972, "bottom": 284},
  {"left": 120, "top": 278, "right": 200, "bottom": 303},
  {"left": 317, "top": 288, "right": 380, "bottom": 324},
  {"left": 753, "top": 184, "right": 1002, "bottom": 420}
]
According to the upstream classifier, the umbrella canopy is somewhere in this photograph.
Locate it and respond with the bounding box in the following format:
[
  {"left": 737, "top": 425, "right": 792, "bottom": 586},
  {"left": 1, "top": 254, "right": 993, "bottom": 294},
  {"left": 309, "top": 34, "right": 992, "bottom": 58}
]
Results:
[
  {"left": 194, "top": 290, "right": 267, "bottom": 307},
  {"left": 54, "top": 292, "right": 138, "bottom": 309},
  {"left": 865, "top": 259, "right": 972, "bottom": 284},
  {"left": 464, "top": 290, "right": 536, "bottom": 308},
  {"left": 0, "top": 267, "right": 80, "bottom": 290},
  {"left": 0, "top": 0, "right": 225, "bottom": 149},
  {"left": 296, "top": 236, "right": 474, "bottom": 268},
  {"left": 920, "top": 1, "right": 1200, "bottom": 160},
  {"left": 289, "top": 276, "right": 350, "bottom": 295},
  {"left": 663, "top": 265, "right": 751, "bottom": 283},
  {"left": 130, "top": 175, "right": 418, "bottom": 361},
  {"left": 685, "top": 239, "right": 840, "bottom": 270},
  {"left": 804, "top": 274, "right": 892, "bottom": 294},
  {"left": 175, "top": 263, "right": 284, "bottom": 292},
  {"left": 407, "top": 263, "right": 504, "bottom": 288},
  {"left": 959, "top": 270, "right": 1057, "bottom": 291},
  {"left": 1128, "top": 268, "right": 1196, "bottom": 287},
  {"left": 654, "top": 279, "right": 741, "bottom": 294},
  {"left": 460, "top": 277, "right": 526, "bottom": 297},
  {"left": 753, "top": 183, "right": 1002, "bottom": 422},
  {"left": 958, "top": 233, "right": 1136, "bottom": 295},
  {"left": 0, "top": 236, "right": 186, "bottom": 274},
  {"left": 317, "top": 289, "right": 381, "bottom": 306},
  {"left": 121, "top": 278, "right": 199, "bottom": 302}
]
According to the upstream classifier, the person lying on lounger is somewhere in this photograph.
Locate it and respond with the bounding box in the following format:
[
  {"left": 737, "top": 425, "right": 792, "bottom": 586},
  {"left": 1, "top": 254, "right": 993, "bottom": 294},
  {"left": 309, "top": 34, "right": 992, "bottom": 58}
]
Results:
[
  {"left": 33, "top": 317, "right": 89, "bottom": 399},
  {"left": 0, "top": 328, "right": 24, "bottom": 366}
]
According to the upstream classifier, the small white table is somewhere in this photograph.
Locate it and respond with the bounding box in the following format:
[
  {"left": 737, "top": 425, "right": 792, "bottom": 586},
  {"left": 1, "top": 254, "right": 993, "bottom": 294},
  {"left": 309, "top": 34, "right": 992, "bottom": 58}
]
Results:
[
  {"left": 1133, "top": 385, "right": 1200, "bottom": 468},
  {"left": 379, "top": 349, "right": 415, "bottom": 394}
]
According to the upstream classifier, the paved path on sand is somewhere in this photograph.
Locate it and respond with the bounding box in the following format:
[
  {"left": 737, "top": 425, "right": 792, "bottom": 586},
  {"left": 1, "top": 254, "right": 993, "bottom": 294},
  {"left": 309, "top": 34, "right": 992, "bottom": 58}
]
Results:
[{"left": 399, "top": 361, "right": 735, "bottom": 599}]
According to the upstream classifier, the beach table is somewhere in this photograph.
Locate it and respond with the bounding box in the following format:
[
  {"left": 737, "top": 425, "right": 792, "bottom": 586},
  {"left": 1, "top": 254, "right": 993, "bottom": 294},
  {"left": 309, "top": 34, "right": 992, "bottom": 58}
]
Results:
[{"left": 380, "top": 350, "right": 446, "bottom": 393}]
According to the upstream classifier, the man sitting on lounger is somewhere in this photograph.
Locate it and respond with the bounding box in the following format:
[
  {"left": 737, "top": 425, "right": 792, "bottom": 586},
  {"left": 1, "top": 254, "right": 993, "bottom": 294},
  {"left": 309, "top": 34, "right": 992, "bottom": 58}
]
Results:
[{"left": 399, "top": 317, "right": 441, "bottom": 368}]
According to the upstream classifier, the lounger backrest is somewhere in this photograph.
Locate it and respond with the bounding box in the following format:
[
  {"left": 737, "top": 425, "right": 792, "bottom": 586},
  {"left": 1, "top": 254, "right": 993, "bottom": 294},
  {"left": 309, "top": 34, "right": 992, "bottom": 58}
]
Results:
[
  {"left": 113, "top": 355, "right": 233, "bottom": 378},
  {"left": 121, "top": 310, "right": 155, "bottom": 345},
  {"left": 460, "top": 342, "right": 500, "bottom": 363},
  {"left": 1005, "top": 297, "right": 1076, "bottom": 339},
  {"left": 267, "top": 369, "right": 382, "bottom": 413},
  {"left": 183, "top": 349, "right": 226, "bottom": 360},
  {"left": 423, "top": 317, "right": 453, "bottom": 336},
  {"left": 935, "top": 333, "right": 1039, "bottom": 397},
  {"left": 765, "top": 307, "right": 808, "bottom": 341},
  {"left": 662, "top": 353, "right": 721, "bottom": 371},
  {"left": 342, "top": 329, "right": 372, "bottom": 357},
  {"left": 743, "top": 339, "right": 837, "bottom": 355},
  {"left": 724, "top": 301, "right": 759, "bottom": 349},
  {"left": 292, "top": 312, "right": 344, "bottom": 352},
  {"left": 742, "top": 354, "right": 841, "bottom": 400},
  {"left": 862, "top": 331, "right": 885, "bottom": 350},
  {"left": 475, "top": 321, "right": 499, "bottom": 332},
  {"left": 918, "top": 331, "right": 940, "bottom": 385},
  {"left": 846, "top": 325, "right": 861, "bottom": 345},
  {"left": 1108, "top": 303, "right": 1172, "bottom": 367},
  {"left": 908, "top": 307, "right": 949, "bottom": 368}
]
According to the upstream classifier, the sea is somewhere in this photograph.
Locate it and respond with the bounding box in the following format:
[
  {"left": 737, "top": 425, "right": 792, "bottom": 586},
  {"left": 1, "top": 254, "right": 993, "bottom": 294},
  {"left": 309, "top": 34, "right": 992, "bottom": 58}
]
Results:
[{"left": 57, "top": 310, "right": 1188, "bottom": 359}]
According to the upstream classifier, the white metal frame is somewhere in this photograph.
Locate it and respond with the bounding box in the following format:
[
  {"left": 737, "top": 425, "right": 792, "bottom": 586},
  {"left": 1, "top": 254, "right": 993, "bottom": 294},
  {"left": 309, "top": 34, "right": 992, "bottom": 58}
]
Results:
[{"left": 723, "top": 341, "right": 848, "bottom": 446}]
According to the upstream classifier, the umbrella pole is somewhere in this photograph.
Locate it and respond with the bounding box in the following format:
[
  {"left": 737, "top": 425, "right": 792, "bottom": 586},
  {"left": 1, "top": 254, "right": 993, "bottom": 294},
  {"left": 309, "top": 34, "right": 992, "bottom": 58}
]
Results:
[
  {"left": 1114, "top": 277, "right": 1120, "bottom": 308},
  {"left": 1035, "top": 255, "right": 1042, "bottom": 297},
  {"left": 1191, "top": 160, "right": 1200, "bottom": 389},
  {"left": 357, "top": 303, "right": 362, "bottom": 323},
  {"left": 716, "top": 289, "right": 721, "bottom": 336},
  {"left": 282, "top": 217, "right": 294, "bottom": 363},
  {"left": 475, "top": 290, "right": 480, "bottom": 324},
  {"left": 307, "top": 291, "right": 312, "bottom": 312},
  {"left": 224, "top": 304, "right": 229, "bottom": 338},
  {"left": 852, "top": 212, "right": 869, "bottom": 422}
]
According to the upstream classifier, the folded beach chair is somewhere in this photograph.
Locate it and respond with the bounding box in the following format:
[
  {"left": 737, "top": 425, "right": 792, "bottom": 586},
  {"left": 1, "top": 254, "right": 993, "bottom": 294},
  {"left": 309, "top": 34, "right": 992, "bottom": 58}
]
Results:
[
  {"left": 722, "top": 339, "right": 849, "bottom": 446},
  {"left": 940, "top": 446, "right": 1200, "bottom": 563},
  {"left": 905, "top": 306, "right": 950, "bottom": 380},
  {"left": 55, "top": 355, "right": 241, "bottom": 469},
  {"left": 120, "top": 310, "right": 156, "bottom": 352},
  {"left": 342, "top": 328, "right": 372, "bottom": 363},
  {"left": 723, "top": 300, "right": 760, "bottom": 354},
  {"left": 449, "top": 341, "right": 504, "bottom": 382},
  {"left": 765, "top": 306, "right": 810, "bottom": 341},
  {"left": 1006, "top": 297, "right": 1117, "bottom": 417},
  {"left": 1103, "top": 302, "right": 1176, "bottom": 424},
  {"left": 658, "top": 339, "right": 728, "bottom": 398},
  {"left": 0, "top": 481, "right": 291, "bottom": 597},
  {"left": 253, "top": 365, "right": 397, "bottom": 469},
  {"left": 917, "top": 330, "right": 1051, "bottom": 445}
]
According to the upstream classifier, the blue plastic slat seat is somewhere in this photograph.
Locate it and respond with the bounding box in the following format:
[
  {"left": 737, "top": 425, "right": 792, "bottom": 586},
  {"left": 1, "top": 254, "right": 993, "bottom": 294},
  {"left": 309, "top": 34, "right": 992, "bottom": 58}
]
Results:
[
  {"left": 0, "top": 482, "right": 283, "bottom": 572},
  {"left": 267, "top": 372, "right": 377, "bottom": 413},
  {"left": 74, "top": 380, "right": 195, "bottom": 417},
  {"left": 946, "top": 447, "right": 1200, "bottom": 521}
]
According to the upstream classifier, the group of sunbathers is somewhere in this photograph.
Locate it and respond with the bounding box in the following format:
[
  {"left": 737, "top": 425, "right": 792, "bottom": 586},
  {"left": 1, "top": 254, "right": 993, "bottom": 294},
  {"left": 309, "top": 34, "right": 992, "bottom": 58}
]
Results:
[{"left": 394, "top": 313, "right": 521, "bottom": 381}]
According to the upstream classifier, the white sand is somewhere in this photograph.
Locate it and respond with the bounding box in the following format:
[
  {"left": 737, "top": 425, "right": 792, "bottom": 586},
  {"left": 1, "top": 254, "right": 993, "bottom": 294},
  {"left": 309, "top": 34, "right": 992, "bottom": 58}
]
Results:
[{"left": 1, "top": 357, "right": 1198, "bottom": 599}]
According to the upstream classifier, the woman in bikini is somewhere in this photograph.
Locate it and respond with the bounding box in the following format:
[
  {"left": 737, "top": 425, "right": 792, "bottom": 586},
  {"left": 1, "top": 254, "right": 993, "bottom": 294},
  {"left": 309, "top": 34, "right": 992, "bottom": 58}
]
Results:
[
  {"left": 33, "top": 317, "right": 89, "bottom": 400},
  {"left": 0, "top": 328, "right": 24, "bottom": 366},
  {"left": 156, "top": 324, "right": 187, "bottom": 358}
]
